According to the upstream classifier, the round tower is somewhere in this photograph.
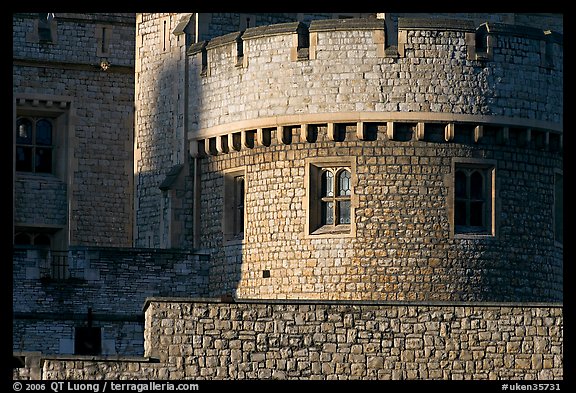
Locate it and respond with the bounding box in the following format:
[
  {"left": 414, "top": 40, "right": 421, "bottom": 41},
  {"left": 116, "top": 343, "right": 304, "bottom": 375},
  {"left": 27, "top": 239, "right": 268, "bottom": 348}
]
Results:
[{"left": 182, "top": 15, "right": 562, "bottom": 301}]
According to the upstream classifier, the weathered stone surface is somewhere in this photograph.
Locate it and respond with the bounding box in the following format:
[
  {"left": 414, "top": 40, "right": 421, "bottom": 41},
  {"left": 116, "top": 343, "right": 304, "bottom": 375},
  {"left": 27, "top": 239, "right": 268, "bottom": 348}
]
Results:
[{"left": 13, "top": 300, "right": 563, "bottom": 380}]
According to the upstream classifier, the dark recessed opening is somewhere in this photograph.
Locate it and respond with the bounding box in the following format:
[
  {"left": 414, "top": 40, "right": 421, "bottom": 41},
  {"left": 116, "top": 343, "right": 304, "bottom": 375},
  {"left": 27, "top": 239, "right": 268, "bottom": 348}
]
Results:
[
  {"left": 262, "top": 270, "right": 271, "bottom": 278},
  {"left": 75, "top": 327, "right": 102, "bottom": 356}
]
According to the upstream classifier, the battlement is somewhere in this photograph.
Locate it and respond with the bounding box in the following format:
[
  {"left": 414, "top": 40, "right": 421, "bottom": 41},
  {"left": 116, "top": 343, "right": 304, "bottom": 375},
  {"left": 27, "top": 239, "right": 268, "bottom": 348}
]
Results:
[
  {"left": 189, "top": 17, "right": 562, "bottom": 66},
  {"left": 184, "top": 17, "right": 563, "bottom": 148}
]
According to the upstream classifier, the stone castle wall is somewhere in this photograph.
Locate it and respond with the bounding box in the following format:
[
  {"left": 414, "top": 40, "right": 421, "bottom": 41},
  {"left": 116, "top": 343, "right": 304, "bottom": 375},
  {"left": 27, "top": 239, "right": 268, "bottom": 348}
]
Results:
[
  {"left": 187, "top": 19, "right": 562, "bottom": 134},
  {"left": 14, "top": 173, "right": 67, "bottom": 227},
  {"left": 200, "top": 127, "right": 562, "bottom": 301},
  {"left": 133, "top": 13, "right": 364, "bottom": 249},
  {"left": 13, "top": 247, "right": 209, "bottom": 356},
  {"left": 187, "top": 18, "right": 562, "bottom": 301},
  {"left": 13, "top": 299, "right": 563, "bottom": 380},
  {"left": 134, "top": 13, "right": 189, "bottom": 248},
  {"left": 13, "top": 13, "right": 135, "bottom": 247}
]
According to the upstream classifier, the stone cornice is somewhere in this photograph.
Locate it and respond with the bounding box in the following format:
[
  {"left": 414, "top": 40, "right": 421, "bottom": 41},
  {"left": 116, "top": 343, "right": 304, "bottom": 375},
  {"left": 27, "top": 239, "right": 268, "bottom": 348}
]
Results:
[
  {"left": 398, "top": 18, "right": 476, "bottom": 32},
  {"left": 143, "top": 296, "right": 563, "bottom": 313},
  {"left": 188, "top": 112, "right": 562, "bottom": 141},
  {"left": 242, "top": 21, "right": 305, "bottom": 40},
  {"left": 13, "top": 58, "right": 134, "bottom": 74},
  {"left": 206, "top": 31, "right": 243, "bottom": 50},
  {"left": 309, "top": 18, "right": 385, "bottom": 32}
]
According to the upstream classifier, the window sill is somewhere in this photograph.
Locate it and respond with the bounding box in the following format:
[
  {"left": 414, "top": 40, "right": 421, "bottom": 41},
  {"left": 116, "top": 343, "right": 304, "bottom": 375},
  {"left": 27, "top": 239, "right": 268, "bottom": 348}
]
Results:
[
  {"left": 454, "top": 231, "right": 495, "bottom": 240},
  {"left": 308, "top": 225, "right": 353, "bottom": 238}
]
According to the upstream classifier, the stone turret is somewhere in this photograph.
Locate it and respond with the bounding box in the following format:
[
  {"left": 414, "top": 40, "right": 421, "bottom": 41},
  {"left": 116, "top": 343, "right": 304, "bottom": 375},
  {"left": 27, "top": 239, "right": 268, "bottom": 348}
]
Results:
[{"left": 159, "top": 15, "right": 562, "bottom": 301}]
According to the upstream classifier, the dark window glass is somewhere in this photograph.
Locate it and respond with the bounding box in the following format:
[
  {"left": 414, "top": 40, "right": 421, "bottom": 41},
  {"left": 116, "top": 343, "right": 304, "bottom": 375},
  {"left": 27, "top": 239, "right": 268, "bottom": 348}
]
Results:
[
  {"left": 470, "top": 171, "right": 484, "bottom": 200},
  {"left": 455, "top": 201, "right": 467, "bottom": 226},
  {"left": 16, "top": 146, "right": 33, "bottom": 172},
  {"left": 234, "top": 176, "right": 245, "bottom": 235},
  {"left": 475, "top": 27, "right": 488, "bottom": 52},
  {"left": 34, "top": 234, "right": 51, "bottom": 246},
  {"left": 38, "top": 13, "right": 53, "bottom": 42},
  {"left": 454, "top": 165, "right": 493, "bottom": 235},
  {"left": 315, "top": 166, "right": 352, "bottom": 231},
  {"left": 36, "top": 119, "right": 52, "bottom": 145},
  {"left": 470, "top": 201, "right": 484, "bottom": 226},
  {"left": 75, "top": 327, "right": 102, "bottom": 356},
  {"left": 14, "top": 233, "right": 32, "bottom": 245},
  {"left": 35, "top": 148, "right": 52, "bottom": 173},
  {"left": 15, "top": 116, "right": 54, "bottom": 173},
  {"left": 455, "top": 171, "right": 466, "bottom": 198}
]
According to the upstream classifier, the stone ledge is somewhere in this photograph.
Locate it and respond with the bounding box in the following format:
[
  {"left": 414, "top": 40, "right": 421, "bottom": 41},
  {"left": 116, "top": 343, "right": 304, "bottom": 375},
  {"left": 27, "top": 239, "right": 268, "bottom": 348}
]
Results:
[
  {"left": 143, "top": 296, "right": 563, "bottom": 312},
  {"left": 242, "top": 21, "right": 304, "bottom": 40},
  {"left": 172, "top": 13, "right": 193, "bottom": 36},
  {"left": 206, "top": 31, "right": 243, "bottom": 50},
  {"left": 187, "top": 40, "right": 207, "bottom": 56},
  {"left": 13, "top": 352, "right": 158, "bottom": 363},
  {"left": 484, "top": 22, "right": 557, "bottom": 40},
  {"left": 13, "top": 58, "right": 134, "bottom": 73},
  {"left": 398, "top": 18, "right": 476, "bottom": 32},
  {"left": 309, "top": 18, "right": 385, "bottom": 32},
  {"left": 14, "top": 311, "right": 144, "bottom": 323},
  {"left": 13, "top": 13, "right": 135, "bottom": 26},
  {"left": 188, "top": 112, "right": 563, "bottom": 141}
]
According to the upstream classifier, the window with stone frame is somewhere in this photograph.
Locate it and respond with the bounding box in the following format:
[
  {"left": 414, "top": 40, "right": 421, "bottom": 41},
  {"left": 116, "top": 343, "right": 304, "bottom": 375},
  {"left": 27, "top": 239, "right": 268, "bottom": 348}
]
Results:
[
  {"left": 307, "top": 158, "right": 355, "bottom": 236},
  {"left": 453, "top": 162, "right": 495, "bottom": 236},
  {"left": 14, "top": 231, "right": 52, "bottom": 246},
  {"left": 16, "top": 116, "right": 54, "bottom": 173},
  {"left": 223, "top": 168, "right": 246, "bottom": 243},
  {"left": 38, "top": 13, "right": 55, "bottom": 43}
]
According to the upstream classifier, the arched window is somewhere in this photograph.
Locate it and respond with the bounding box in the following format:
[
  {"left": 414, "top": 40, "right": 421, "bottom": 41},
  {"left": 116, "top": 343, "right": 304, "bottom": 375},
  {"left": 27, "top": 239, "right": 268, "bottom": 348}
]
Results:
[
  {"left": 15, "top": 117, "right": 54, "bottom": 173},
  {"left": 319, "top": 168, "right": 352, "bottom": 227},
  {"left": 223, "top": 168, "right": 246, "bottom": 243},
  {"left": 14, "top": 232, "right": 32, "bottom": 245},
  {"left": 454, "top": 164, "right": 494, "bottom": 235},
  {"left": 337, "top": 169, "right": 351, "bottom": 224},
  {"left": 38, "top": 13, "right": 54, "bottom": 43},
  {"left": 14, "top": 231, "right": 52, "bottom": 247}
]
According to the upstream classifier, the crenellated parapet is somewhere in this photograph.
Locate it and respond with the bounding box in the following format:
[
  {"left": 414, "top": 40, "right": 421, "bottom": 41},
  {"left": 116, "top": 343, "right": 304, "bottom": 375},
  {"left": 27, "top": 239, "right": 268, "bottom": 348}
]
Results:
[{"left": 185, "top": 17, "right": 562, "bottom": 157}]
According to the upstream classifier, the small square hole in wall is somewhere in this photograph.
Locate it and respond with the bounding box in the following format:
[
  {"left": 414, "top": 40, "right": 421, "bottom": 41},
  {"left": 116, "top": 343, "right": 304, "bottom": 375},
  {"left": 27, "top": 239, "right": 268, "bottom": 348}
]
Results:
[{"left": 262, "top": 270, "right": 271, "bottom": 278}]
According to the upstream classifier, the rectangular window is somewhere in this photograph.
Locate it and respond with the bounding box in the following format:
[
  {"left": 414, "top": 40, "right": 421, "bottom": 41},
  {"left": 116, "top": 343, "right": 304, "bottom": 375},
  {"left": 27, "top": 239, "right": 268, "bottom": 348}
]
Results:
[
  {"left": 223, "top": 168, "right": 246, "bottom": 243},
  {"left": 37, "top": 13, "right": 54, "bottom": 43},
  {"left": 554, "top": 171, "right": 563, "bottom": 245},
  {"left": 452, "top": 160, "right": 496, "bottom": 237},
  {"left": 306, "top": 157, "right": 355, "bottom": 236},
  {"left": 16, "top": 117, "right": 54, "bottom": 174}
]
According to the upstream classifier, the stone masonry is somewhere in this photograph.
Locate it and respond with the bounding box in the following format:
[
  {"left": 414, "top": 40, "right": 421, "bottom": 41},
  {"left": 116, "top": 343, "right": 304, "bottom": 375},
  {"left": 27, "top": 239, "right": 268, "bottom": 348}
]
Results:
[
  {"left": 13, "top": 13, "right": 563, "bottom": 380},
  {"left": 13, "top": 247, "right": 209, "bottom": 356},
  {"left": 183, "top": 17, "right": 563, "bottom": 301},
  {"left": 13, "top": 13, "right": 135, "bottom": 247},
  {"left": 13, "top": 298, "right": 563, "bottom": 380},
  {"left": 132, "top": 15, "right": 562, "bottom": 301}
]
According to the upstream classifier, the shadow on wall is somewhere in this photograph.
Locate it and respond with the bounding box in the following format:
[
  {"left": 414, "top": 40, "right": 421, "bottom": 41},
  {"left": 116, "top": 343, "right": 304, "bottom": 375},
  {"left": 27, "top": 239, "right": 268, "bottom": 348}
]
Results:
[{"left": 133, "top": 35, "right": 243, "bottom": 298}]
